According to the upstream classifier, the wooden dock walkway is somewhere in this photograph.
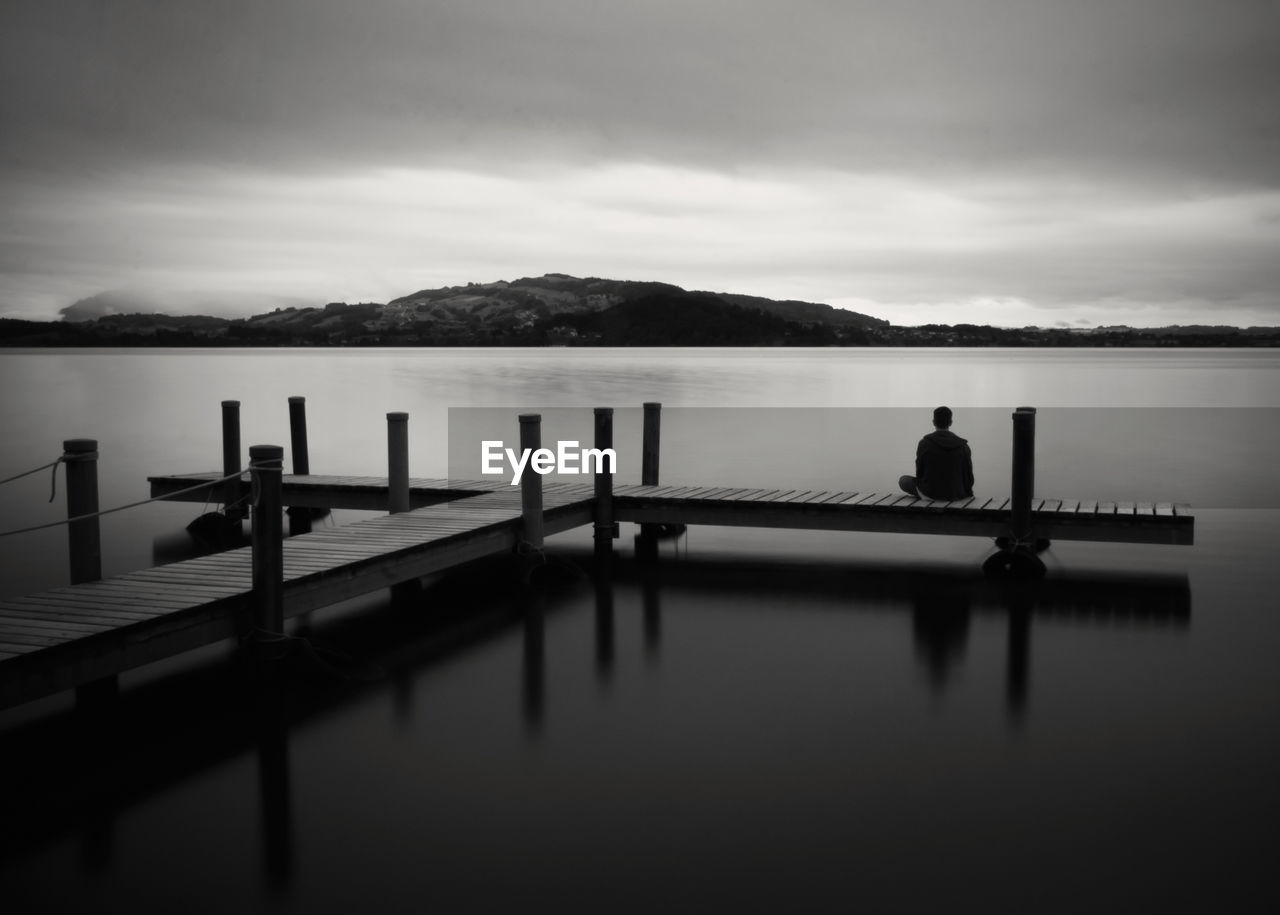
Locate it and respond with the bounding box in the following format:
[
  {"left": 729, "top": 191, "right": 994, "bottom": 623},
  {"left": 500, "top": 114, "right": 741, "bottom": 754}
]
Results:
[
  {"left": 147, "top": 471, "right": 505, "bottom": 510},
  {"left": 0, "top": 403, "right": 1195, "bottom": 710},
  {"left": 145, "top": 474, "right": 1195, "bottom": 545},
  {"left": 0, "top": 484, "right": 594, "bottom": 709},
  {"left": 610, "top": 485, "right": 1195, "bottom": 545}
]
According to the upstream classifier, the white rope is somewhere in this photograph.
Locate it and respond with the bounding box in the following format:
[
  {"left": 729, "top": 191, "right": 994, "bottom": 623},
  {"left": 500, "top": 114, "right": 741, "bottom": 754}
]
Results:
[
  {"left": 0, "top": 464, "right": 278, "bottom": 539},
  {"left": 0, "top": 457, "right": 63, "bottom": 489}
]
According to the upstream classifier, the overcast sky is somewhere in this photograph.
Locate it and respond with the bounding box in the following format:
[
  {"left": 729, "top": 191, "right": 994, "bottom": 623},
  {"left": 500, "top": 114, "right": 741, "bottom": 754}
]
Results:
[{"left": 2, "top": 0, "right": 1278, "bottom": 326}]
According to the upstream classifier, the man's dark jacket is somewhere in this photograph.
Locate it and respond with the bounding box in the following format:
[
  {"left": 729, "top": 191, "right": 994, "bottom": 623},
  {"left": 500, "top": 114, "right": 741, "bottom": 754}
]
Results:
[{"left": 916, "top": 430, "right": 974, "bottom": 500}]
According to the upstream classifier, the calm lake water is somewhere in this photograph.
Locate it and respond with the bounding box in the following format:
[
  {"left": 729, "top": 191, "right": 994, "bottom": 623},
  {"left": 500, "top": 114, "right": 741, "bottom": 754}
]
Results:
[{"left": 1, "top": 348, "right": 1278, "bottom": 913}]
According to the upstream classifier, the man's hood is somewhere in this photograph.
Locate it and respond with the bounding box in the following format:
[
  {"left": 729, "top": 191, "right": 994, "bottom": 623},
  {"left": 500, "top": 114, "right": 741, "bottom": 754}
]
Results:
[{"left": 924, "top": 429, "right": 968, "bottom": 449}]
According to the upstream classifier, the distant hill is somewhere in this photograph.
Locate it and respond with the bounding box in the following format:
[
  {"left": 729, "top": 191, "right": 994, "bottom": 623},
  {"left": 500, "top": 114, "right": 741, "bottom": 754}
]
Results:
[
  {"left": 4, "top": 274, "right": 1279, "bottom": 347},
  {"left": 538, "top": 290, "right": 850, "bottom": 346},
  {"left": 1, "top": 274, "right": 885, "bottom": 346},
  {"left": 713, "top": 292, "right": 886, "bottom": 328},
  {"left": 384, "top": 274, "right": 887, "bottom": 336}
]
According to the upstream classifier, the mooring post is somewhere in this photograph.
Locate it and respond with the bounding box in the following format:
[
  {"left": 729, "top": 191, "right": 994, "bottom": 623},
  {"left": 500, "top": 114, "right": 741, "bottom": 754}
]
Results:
[
  {"left": 983, "top": 406, "right": 1046, "bottom": 579},
  {"left": 387, "top": 412, "right": 410, "bottom": 514},
  {"left": 636, "top": 401, "right": 662, "bottom": 561},
  {"left": 286, "top": 397, "right": 313, "bottom": 535},
  {"left": 64, "top": 437, "right": 117, "bottom": 707},
  {"left": 250, "top": 444, "right": 285, "bottom": 649},
  {"left": 1011, "top": 406, "right": 1036, "bottom": 544},
  {"left": 287, "top": 397, "right": 310, "bottom": 476},
  {"left": 593, "top": 406, "right": 616, "bottom": 564},
  {"left": 518, "top": 414, "right": 544, "bottom": 554},
  {"left": 642, "top": 402, "right": 661, "bottom": 487},
  {"left": 63, "top": 438, "right": 101, "bottom": 585},
  {"left": 222, "top": 400, "right": 246, "bottom": 523}
]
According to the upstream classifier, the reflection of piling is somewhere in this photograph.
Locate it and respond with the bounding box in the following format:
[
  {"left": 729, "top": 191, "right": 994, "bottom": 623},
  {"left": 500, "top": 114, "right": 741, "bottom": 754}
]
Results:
[
  {"left": 222, "top": 400, "right": 246, "bottom": 523},
  {"left": 250, "top": 445, "right": 285, "bottom": 648},
  {"left": 256, "top": 693, "right": 294, "bottom": 891},
  {"left": 593, "top": 407, "right": 615, "bottom": 566},
  {"left": 387, "top": 412, "right": 410, "bottom": 514},
  {"left": 1006, "top": 592, "right": 1031, "bottom": 728},
  {"left": 636, "top": 402, "right": 661, "bottom": 561},
  {"left": 642, "top": 572, "right": 662, "bottom": 663},
  {"left": 522, "top": 598, "right": 545, "bottom": 734},
  {"left": 595, "top": 572, "right": 614, "bottom": 682}
]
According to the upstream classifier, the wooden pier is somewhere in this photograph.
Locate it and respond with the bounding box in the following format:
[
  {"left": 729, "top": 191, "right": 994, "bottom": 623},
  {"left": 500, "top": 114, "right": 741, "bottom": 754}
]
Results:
[
  {"left": 145, "top": 475, "right": 1197, "bottom": 546},
  {"left": 0, "top": 483, "right": 595, "bottom": 708},
  {"left": 0, "top": 402, "right": 1194, "bottom": 709}
]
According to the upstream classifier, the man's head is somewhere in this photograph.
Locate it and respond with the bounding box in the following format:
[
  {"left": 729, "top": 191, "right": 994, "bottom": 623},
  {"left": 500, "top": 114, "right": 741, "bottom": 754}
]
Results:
[{"left": 933, "top": 406, "right": 953, "bottom": 429}]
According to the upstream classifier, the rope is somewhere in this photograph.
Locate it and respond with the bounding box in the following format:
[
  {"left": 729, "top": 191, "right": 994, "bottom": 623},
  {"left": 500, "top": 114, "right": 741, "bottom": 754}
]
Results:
[
  {"left": 241, "top": 626, "right": 384, "bottom": 681},
  {"left": 0, "top": 464, "right": 276, "bottom": 540},
  {"left": 514, "top": 539, "right": 547, "bottom": 563},
  {"left": 0, "top": 457, "right": 66, "bottom": 502},
  {"left": 0, "top": 458, "right": 62, "bottom": 488}
]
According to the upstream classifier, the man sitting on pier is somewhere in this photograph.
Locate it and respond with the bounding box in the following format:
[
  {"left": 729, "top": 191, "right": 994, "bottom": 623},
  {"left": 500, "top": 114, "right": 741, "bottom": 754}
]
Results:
[{"left": 898, "top": 406, "right": 974, "bottom": 501}]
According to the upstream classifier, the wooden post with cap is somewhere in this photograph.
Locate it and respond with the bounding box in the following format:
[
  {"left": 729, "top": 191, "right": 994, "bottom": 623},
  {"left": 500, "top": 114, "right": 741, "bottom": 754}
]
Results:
[
  {"left": 222, "top": 400, "right": 246, "bottom": 523},
  {"left": 518, "top": 414, "right": 544, "bottom": 554},
  {"left": 286, "top": 396, "right": 313, "bottom": 535},
  {"left": 984, "top": 406, "right": 1046, "bottom": 578},
  {"left": 64, "top": 438, "right": 116, "bottom": 707},
  {"left": 593, "top": 406, "right": 616, "bottom": 564},
  {"left": 249, "top": 444, "right": 285, "bottom": 650},
  {"left": 387, "top": 412, "right": 410, "bottom": 514},
  {"left": 636, "top": 402, "right": 662, "bottom": 561},
  {"left": 63, "top": 438, "right": 101, "bottom": 586},
  {"left": 1011, "top": 406, "right": 1036, "bottom": 545},
  {"left": 288, "top": 397, "right": 310, "bottom": 476}
]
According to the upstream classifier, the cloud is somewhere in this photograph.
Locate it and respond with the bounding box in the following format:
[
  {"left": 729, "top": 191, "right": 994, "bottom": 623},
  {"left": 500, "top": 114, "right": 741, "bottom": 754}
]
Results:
[
  {"left": 3, "top": 160, "right": 1276, "bottom": 326},
  {"left": 1, "top": 1, "right": 1277, "bottom": 324},
  {"left": 4, "top": 1, "right": 1278, "bottom": 182}
]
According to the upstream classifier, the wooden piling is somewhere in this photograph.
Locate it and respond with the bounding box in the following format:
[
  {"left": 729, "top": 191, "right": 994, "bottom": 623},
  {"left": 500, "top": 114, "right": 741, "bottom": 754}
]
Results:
[
  {"left": 250, "top": 444, "right": 285, "bottom": 643},
  {"left": 637, "top": 401, "right": 662, "bottom": 559},
  {"left": 1011, "top": 407, "right": 1036, "bottom": 543},
  {"left": 287, "top": 397, "right": 310, "bottom": 476},
  {"left": 222, "top": 400, "right": 245, "bottom": 523},
  {"left": 62, "top": 438, "right": 101, "bottom": 585},
  {"left": 64, "top": 437, "right": 118, "bottom": 709},
  {"left": 286, "top": 397, "right": 314, "bottom": 535},
  {"left": 387, "top": 412, "right": 410, "bottom": 514},
  {"left": 593, "top": 407, "right": 615, "bottom": 562},
  {"left": 642, "top": 402, "right": 661, "bottom": 486},
  {"left": 518, "top": 414, "right": 544, "bottom": 552}
]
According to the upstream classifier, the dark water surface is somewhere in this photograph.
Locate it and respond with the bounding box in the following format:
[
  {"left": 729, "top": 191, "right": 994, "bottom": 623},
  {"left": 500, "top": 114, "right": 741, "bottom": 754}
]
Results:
[{"left": 1, "top": 349, "right": 1278, "bottom": 913}]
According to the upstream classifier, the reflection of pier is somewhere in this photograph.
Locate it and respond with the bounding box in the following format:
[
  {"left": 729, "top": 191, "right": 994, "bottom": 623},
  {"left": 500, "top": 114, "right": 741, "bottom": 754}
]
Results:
[
  {"left": 577, "top": 551, "right": 1190, "bottom": 729},
  {"left": 0, "top": 559, "right": 540, "bottom": 880},
  {"left": 0, "top": 549, "right": 1189, "bottom": 884}
]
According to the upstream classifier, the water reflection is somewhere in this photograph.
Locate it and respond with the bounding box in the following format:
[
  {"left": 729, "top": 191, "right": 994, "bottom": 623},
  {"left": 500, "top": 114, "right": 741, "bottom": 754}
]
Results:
[
  {"left": 0, "top": 549, "right": 1190, "bottom": 902},
  {"left": 642, "top": 572, "right": 662, "bottom": 664},
  {"left": 594, "top": 551, "right": 1190, "bottom": 731},
  {"left": 594, "top": 572, "right": 615, "bottom": 683},
  {"left": 1007, "top": 600, "right": 1031, "bottom": 725},
  {"left": 254, "top": 685, "right": 294, "bottom": 892},
  {"left": 910, "top": 586, "right": 971, "bottom": 694},
  {"left": 521, "top": 595, "right": 545, "bottom": 737}
]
